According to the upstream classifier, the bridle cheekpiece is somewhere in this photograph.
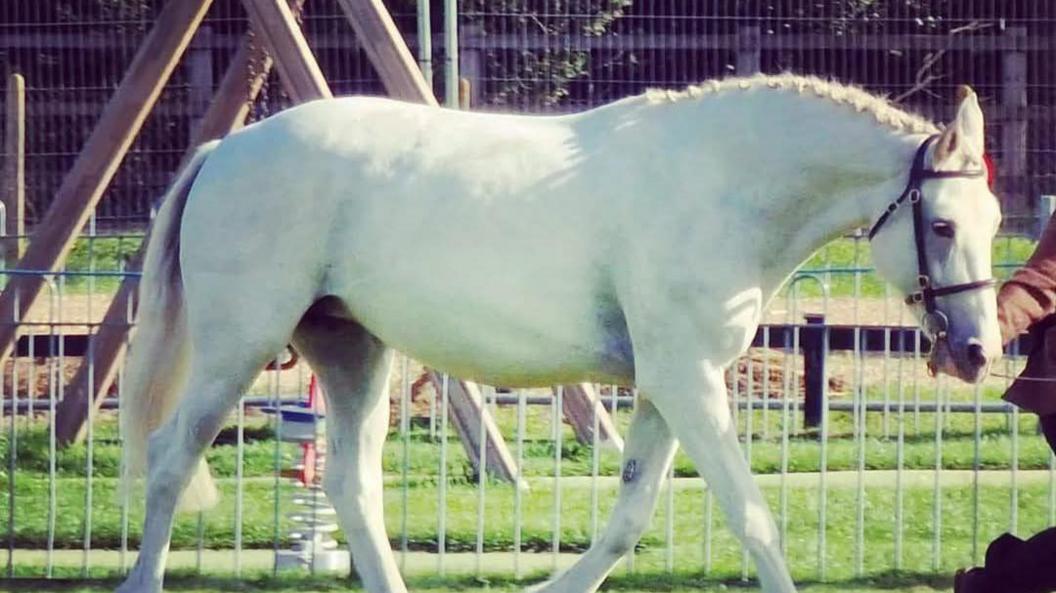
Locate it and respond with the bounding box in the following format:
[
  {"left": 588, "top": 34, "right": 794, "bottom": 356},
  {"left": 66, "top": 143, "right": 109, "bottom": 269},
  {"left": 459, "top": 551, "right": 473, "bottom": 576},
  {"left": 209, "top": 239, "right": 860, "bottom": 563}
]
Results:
[{"left": 866, "top": 135, "right": 996, "bottom": 338}]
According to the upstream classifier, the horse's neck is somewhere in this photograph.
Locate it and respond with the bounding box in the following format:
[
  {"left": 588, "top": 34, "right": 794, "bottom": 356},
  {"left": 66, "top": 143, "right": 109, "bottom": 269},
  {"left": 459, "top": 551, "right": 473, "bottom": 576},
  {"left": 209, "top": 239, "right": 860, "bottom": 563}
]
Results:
[{"left": 739, "top": 120, "right": 923, "bottom": 295}]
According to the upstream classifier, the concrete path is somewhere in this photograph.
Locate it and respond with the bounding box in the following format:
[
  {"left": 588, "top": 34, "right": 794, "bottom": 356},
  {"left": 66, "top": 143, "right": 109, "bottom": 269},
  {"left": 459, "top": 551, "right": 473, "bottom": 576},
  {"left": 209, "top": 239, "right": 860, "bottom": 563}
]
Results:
[
  {"left": 0, "top": 548, "right": 584, "bottom": 575},
  {"left": 526, "top": 468, "right": 1055, "bottom": 490}
]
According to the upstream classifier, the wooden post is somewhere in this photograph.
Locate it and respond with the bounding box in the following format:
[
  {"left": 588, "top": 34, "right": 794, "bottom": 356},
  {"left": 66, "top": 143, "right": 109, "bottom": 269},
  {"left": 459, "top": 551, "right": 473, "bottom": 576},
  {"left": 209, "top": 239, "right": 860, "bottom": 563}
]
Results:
[
  {"left": 336, "top": 0, "right": 438, "bottom": 105},
  {"left": 736, "top": 26, "right": 761, "bottom": 76},
  {"left": 58, "top": 0, "right": 456, "bottom": 445},
  {"left": 428, "top": 372, "right": 521, "bottom": 483},
  {"left": 802, "top": 314, "right": 826, "bottom": 430},
  {"left": 242, "top": 0, "right": 331, "bottom": 102},
  {"left": 55, "top": 18, "right": 291, "bottom": 446},
  {"left": 458, "top": 78, "right": 471, "bottom": 110},
  {"left": 187, "top": 25, "right": 215, "bottom": 142},
  {"left": 459, "top": 25, "right": 483, "bottom": 108},
  {"left": 1002, "top": 26, "right": 1028, "bottom": 216},
  {"left": 558, "top": 384, "right": 623, "bottom": 452},
  {"left": 0, "top": 0, "right": 213, "bottom": 372},
  {"left": 2, "top": 73, "right": 25, "bottom": 268}
]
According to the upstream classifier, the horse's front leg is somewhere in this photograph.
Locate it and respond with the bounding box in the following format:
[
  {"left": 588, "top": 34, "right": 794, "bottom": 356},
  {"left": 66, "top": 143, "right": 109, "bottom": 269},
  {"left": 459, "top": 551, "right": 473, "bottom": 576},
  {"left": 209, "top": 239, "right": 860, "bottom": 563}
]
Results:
[
  {"left": 639, "top": 355, "right": 796, "bottom": 593},
  {"left": 529, "top": 398, "right": 678, "bottom": 593}
]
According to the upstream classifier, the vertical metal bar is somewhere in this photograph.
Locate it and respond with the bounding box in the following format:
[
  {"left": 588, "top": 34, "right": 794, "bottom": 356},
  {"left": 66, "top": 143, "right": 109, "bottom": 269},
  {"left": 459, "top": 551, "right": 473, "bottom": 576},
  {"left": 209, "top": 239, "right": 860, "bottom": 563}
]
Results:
[
  {"left": 552, "top": 385, "right": 562, "bottom": 571},
  {"left": 854, "top": 325, "right": 865, "bottom": 577},
  {"left": 438, "top": 373, "right": 450, "bottom": 575},
  {"left": 817, "top": 322, "right": 829, "bottom": 581},
  {"left": 932, "top": 372, "right": 945, "bottom": 571},
  {"left": 444, "top": 0, "right": 459, "bottom": 107},
  {"left": 476, "top": 384, "right": 488, "bottom": 575},
  {"left": 5, "top": 275, "right": 15, "bottom": 578},
  {"left": 590, "top": 384, "right": 600, "bottom": 544},
  {"left": 704, "top": 488, "right": 713, "bottom": 574},
  {"left": 235, "top": 396, "right": 245, "bottom": 577},
  {"left": 972, "top": 381, "right": 983, "bottom": 564},
  {"left": 416, "top": 0, "right": 433, "bottom": 88},
  {"left": 400, "top": 356, "right": 411, "bottom": 571},
  {"left": 45, "top": 278, "right": 57, "bottom": 577},
  {"left": 741, "top": 357, "right": 750, "bottom": 580},
  {"left": 1010, "top": 405, "right": 1019, "bottom": 536},
  {"left": 762, "top": 327, "right": 770, "bottom": 440},
  {"left": 196, "top": 511, "right": 205, "bottom": 574},
  {"left": 270, "top": 356, "right": 281, "bottom": 578},
  {"left": 514, "top": 388, "right": 526, "bottom": 579},
  {"left": 83, "top": 219, "right": 96, "bottom": 577},
  {"left": 894, "top": 319, "right": 907, "bottom": 570},
  {"left": 119, "top": 295, "right": 132, "bottom": 575},
  {"left": 664, "top": 461, "right": 674, "bottom": 573}
]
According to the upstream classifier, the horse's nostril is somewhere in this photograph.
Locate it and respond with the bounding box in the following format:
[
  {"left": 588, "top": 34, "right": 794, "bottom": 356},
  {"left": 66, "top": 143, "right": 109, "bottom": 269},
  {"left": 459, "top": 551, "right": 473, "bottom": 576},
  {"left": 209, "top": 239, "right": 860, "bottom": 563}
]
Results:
[{"left": 966, "top": 342, "right": 987, "bottom": 368}]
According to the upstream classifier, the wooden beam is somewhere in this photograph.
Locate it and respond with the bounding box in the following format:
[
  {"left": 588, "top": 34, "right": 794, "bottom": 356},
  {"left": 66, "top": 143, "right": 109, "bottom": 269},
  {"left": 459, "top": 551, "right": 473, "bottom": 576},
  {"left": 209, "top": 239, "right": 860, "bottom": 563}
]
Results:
[
  {"left": 428, "top": 372, "right": 521, "bottom": 484},
  {"left": 335, "top": 0, "right": 437, "bottom": 105},
  {"left": 242, "top": 0, "right": 331, "bottom": 101},
  {"left": 55, "top": 21, "right": 291, "bottom": 446},
  {"left": 557, "top": 384, "right": 623, "bottom": 452},
  {"left": 0, "top": 0, "right": 213, "bottom": 374},
  {"left": 2, "top": 73, "right": 25, "bottom": 268}
]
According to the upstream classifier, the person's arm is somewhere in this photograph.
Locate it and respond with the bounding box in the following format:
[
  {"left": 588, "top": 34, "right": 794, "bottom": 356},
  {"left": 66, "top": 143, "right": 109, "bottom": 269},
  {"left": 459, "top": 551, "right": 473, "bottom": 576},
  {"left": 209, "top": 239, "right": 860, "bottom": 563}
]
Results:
[{"left": 998, "top": 214, "right": 1056, "bottom": 343}]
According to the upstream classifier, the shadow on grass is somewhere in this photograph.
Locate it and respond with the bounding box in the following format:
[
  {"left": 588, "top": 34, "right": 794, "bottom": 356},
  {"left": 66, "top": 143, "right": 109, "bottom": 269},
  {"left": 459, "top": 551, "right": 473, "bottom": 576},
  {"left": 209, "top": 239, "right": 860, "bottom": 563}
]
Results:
[{"left": 0, "top": 569, "right": 955, "bottom": 591}]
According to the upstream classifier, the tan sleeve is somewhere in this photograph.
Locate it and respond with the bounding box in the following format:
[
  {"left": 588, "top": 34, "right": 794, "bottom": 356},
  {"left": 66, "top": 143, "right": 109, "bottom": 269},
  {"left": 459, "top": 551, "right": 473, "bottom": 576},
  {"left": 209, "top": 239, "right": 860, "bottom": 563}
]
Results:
[{"left": 998, "top": 213, "right": 1056, "bottom": 344}]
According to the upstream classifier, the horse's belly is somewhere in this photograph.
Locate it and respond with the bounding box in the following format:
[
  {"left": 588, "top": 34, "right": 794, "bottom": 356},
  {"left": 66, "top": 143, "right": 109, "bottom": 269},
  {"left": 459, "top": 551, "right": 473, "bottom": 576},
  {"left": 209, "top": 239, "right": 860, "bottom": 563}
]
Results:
[{"left": 338, "top": 280, "right": 635, "bottom": 387}]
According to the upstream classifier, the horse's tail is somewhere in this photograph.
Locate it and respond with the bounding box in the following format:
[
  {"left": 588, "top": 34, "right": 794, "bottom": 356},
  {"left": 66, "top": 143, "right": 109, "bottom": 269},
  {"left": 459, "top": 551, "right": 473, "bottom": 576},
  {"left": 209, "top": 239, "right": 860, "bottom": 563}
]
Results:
[{"left": 120, "top": 140, "right": 220, "bottom": 512}]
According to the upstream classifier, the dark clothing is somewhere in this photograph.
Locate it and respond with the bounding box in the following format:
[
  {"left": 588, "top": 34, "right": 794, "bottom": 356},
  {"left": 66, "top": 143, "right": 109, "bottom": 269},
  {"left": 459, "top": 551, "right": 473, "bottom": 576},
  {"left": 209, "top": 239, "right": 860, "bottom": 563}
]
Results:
[{"left": 956, "top": 523, "right": 1056, "bottom": 593}]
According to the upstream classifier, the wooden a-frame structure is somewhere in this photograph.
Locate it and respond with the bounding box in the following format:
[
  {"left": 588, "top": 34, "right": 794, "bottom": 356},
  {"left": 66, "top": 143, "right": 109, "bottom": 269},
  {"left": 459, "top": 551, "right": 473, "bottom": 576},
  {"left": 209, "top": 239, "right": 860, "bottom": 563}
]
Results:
[{"left": 0, "top": 0, "right": 622, "bottom": 482}]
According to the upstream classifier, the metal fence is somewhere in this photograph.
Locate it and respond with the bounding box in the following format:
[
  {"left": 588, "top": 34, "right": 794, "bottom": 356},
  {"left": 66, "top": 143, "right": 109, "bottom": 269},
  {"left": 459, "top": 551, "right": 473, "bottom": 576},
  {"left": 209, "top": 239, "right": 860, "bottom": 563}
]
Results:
[
  {"left": 0, "top": 0, "right": 1055, "bottom": 589},
  {"left": 0, "top": 255, "right": 1052, "bottom": 585},
  {"left": 1, "top": 1, "right": 1055, "bottom": 227}
]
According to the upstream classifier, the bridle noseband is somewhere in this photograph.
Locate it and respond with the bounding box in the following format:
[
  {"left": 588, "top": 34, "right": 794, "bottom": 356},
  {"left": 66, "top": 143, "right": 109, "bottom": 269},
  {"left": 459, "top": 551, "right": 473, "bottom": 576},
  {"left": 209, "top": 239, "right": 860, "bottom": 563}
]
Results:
[{"left": 866, "top": 135, "right": 996, "bottom": 338}]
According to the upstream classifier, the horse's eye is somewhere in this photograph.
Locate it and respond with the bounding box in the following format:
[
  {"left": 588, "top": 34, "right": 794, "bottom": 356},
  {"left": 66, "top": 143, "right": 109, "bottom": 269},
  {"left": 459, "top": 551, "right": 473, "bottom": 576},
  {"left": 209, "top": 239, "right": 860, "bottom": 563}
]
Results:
[{"left": 932, "top": 220, "right": 956, "bottom": 239}]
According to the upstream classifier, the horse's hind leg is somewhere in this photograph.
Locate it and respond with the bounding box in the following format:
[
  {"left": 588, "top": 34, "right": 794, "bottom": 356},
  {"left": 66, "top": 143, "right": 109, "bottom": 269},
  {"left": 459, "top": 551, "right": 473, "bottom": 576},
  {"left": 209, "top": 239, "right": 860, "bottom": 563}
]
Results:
[
  {"left": 116, "top": 317, "right": 298, "bottom": 593},
  {"left": 291, "top": 312, "right": 405, "bottom": 593}
]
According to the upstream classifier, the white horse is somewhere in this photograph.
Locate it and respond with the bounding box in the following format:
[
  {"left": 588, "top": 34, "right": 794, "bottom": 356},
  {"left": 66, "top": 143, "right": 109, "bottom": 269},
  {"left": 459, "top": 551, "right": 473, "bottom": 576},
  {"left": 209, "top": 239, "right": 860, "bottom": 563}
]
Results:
[{"left": 115, "top": 74, "right": 1001, "bottom": 593}]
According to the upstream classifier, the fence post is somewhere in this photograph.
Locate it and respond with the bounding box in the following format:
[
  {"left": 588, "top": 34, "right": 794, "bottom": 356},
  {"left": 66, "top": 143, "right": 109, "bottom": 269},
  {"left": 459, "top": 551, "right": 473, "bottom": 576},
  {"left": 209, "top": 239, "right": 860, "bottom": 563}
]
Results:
[
  {"left": 459, "top": 25, "right": 483, "bottom": 108},
  {"left": 2, "top": 73, "right": 25, "bottom": 269},
  {"left": 736, "top": 25, "right": 761, "bottom": 76},
  {"left": 802, "top": 314, "right": 826, "bottom": 429},
  {"left": 1002, "top": 26, "right": 1028, "bottom": 216}
]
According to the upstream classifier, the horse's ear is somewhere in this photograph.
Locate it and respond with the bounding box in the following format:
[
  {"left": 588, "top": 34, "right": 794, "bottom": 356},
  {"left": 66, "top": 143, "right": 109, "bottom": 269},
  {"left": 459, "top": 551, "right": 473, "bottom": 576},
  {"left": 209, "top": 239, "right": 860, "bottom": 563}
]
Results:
[{"left": 934, "top": 85, "right": 985, "bottom": 165}]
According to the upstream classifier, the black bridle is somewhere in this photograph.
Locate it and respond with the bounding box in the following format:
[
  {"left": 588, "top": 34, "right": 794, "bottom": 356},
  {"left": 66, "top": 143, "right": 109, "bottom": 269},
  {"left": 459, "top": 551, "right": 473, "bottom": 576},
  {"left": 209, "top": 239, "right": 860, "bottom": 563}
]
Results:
[{"left": 866, "top": 135, "right": 996, "bottom": 339}]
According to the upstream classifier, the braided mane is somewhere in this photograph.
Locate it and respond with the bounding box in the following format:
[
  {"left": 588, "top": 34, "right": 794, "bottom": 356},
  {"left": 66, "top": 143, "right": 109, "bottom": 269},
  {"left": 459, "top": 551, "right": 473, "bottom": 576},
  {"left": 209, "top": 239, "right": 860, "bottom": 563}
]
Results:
[{"left": 644, "top": 73, "right": 938, "bottom": 135}]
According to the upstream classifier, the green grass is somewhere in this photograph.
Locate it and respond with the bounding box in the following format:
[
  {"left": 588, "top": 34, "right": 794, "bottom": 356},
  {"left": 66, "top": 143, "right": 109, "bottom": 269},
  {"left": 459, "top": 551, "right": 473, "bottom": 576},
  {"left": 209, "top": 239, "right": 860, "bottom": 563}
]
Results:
[
  {"left": 784, "top": 235, "right": 1036, "bottom": 299},
  {"left": 0, "top": 408, "right": 1049, "bottom": 583},
  {"left": 0, "top": 473, "right": 1050, "bottom": 583}
]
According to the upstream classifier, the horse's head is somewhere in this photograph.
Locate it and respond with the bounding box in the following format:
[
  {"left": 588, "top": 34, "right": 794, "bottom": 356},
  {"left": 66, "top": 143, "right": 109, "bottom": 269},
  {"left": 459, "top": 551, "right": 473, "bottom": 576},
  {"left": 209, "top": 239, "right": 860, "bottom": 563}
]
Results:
[{"left": 868, "top": 86, "right": 1000, "bottom": 384}]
